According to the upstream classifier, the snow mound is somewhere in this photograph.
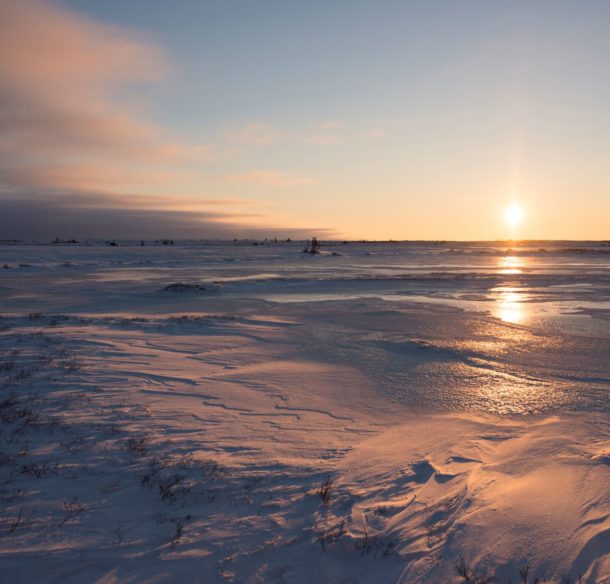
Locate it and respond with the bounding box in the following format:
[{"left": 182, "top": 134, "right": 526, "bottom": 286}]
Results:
[{"left": 161, "top": 282, "right": 219, "bottom": 293}]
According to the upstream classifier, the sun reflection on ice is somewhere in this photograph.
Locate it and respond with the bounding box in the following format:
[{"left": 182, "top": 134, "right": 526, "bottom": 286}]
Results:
[
  {"left": 499, "top": 255, "right": 524, "bottom": 275},
  {"left": 494, "top": 287, "right": 527, "bottom": 325}
]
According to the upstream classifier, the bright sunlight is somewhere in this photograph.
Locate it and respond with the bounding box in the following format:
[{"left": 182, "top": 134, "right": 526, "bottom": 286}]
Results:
[{"left": 504, "top": 203, "right": 524, "bottom": 228}]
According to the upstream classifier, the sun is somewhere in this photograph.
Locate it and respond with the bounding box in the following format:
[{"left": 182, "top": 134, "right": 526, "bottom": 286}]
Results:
[{"left": 504, "top": 203, "right": 524, "bottom": 228}]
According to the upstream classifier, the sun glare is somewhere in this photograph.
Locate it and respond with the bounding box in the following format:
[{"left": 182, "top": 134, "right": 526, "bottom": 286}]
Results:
[{"left": 504, "top": 204, "right": 524, "bottom": 228}]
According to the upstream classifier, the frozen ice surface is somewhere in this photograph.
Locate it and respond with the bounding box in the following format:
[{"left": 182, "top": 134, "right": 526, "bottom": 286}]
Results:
[{"left": 0, "top": 241, "right": 608, "bottom": 582}]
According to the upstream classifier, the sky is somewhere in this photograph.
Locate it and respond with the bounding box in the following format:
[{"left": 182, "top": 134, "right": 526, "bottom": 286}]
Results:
[{"left": 1, "top": 0, "right": 609, "bottom": 240}]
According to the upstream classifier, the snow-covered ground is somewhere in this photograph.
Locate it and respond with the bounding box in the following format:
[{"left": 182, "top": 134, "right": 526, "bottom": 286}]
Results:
[{"left": 0, "top": 241, "right": 608, "bottom": 583}]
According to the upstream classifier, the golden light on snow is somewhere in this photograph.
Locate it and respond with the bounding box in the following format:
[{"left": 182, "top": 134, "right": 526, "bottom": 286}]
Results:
[{"left": 504, "top": 203, "right": 524, "bottom": 228}]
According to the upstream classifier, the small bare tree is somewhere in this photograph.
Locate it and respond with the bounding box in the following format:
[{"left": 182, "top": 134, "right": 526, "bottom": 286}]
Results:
[{"left": 303, "top": 236, "right": 320, "bottom": 254}]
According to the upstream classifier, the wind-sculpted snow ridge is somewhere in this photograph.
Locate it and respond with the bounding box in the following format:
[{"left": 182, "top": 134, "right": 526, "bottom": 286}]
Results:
[
  {"left": 0, "top": 310, "right": 608, "bottom": 583},
  {"left": 326, "top": 414, "right": 610, "bottom": 583}
]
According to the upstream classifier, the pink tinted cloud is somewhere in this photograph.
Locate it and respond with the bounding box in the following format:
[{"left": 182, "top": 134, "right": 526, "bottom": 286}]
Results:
[
  {"left": 2, "top": 163, "right": 196, "bottom": 192},
  {"left": 0, "top": 1, "right": 164, "bottom": 152},
  {"left": 0, "top": 1, "right": 163, "bottom": 91},
  {"left": 0, "top": 0, "right": 214, "bottom": 191}
]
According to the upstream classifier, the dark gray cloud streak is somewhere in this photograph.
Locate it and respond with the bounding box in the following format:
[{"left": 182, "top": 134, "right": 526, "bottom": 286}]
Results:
[{"left": 0, "top": 191, "right": 331, "bottom": 241}]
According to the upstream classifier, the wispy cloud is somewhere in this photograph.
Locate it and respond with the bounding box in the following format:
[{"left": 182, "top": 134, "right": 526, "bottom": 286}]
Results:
[
  {"left": 305, "top": 133, "right": 347, "bottom": 145},
  {"left": 223, "top": 121, "right": 280, "bottom": 147},
  {"left": 225, "top": 171, "right": 315, "bottom": 188},
  {"left": 304, "top": 120, "right": 387, "bottom": 146}
]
